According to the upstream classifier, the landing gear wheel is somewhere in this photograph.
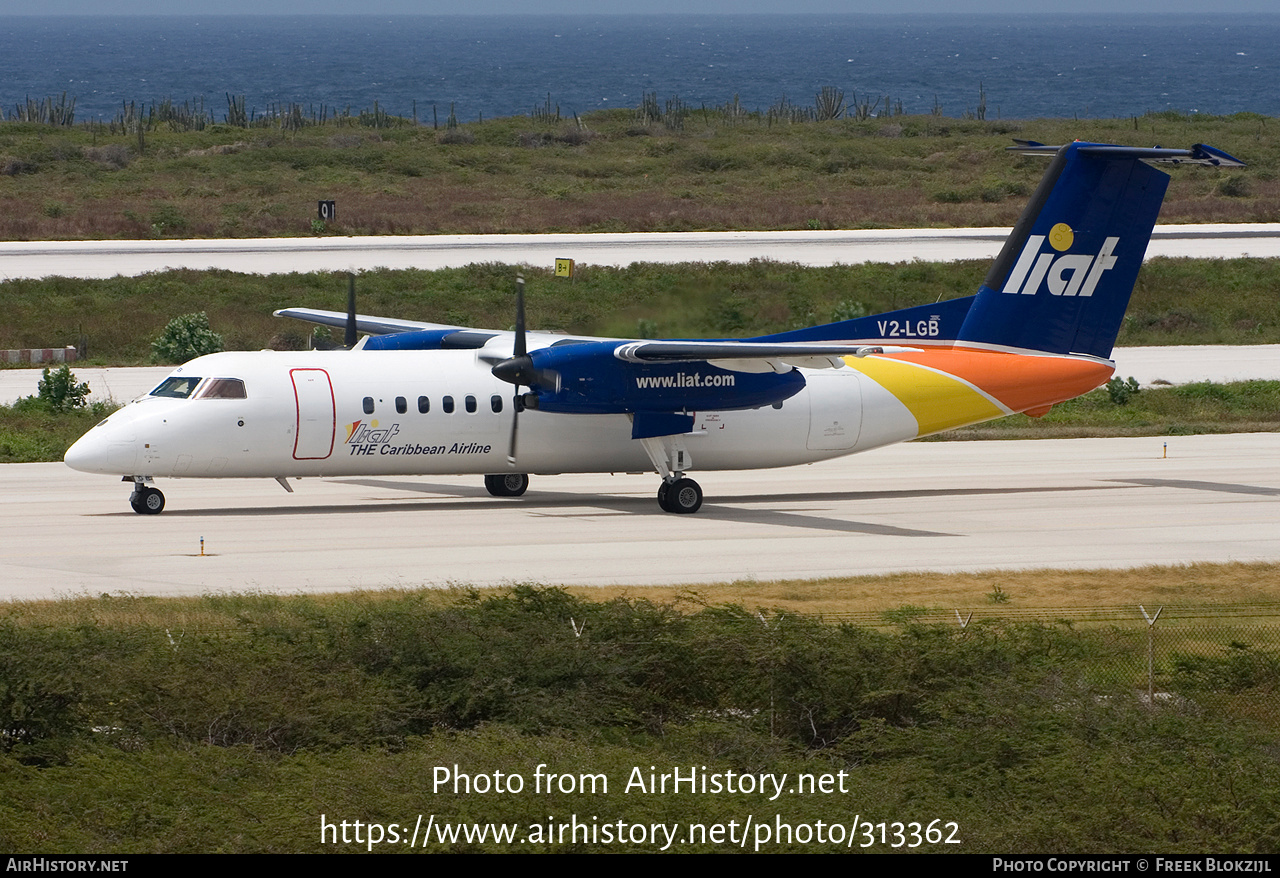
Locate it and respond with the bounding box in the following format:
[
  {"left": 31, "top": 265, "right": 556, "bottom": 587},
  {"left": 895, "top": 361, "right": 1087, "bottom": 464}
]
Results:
[
  {"left": 657, "top": 481, "right": 672, "bottom": 512},
  {"left": 484, "top": 473, "right": 529, "bottom": 497},
  {"left": 659, "top": 477, "right": 702, "bottom": 514},
  {"left": 129, "top": 485, "right": 165, "bottom": 515},
  {"left": 669, "top": 478, "right": 702, "bottom": 514}
]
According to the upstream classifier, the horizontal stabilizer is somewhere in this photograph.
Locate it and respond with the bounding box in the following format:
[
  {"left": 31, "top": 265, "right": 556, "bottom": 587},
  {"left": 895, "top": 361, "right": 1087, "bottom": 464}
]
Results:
[{"left": 1009, "top": 142, "right": 1245, "bottom": 167}]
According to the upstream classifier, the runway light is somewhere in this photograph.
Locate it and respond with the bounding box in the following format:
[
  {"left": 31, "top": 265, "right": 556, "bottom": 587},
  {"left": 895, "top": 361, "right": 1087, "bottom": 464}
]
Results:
[
  {"left": 200, "top": 536, "right": 205, "bottom": 557},
  {"left": 1163, "top": 442, "right": 1167, "bottom": 459}
]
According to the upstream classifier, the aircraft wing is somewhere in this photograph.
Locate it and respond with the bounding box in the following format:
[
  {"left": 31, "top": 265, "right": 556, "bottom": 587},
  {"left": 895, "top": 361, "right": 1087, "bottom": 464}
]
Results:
[
  {"left": 611, "top": 340, "right": 918, "bottom": 372},
  {"left": 272, "top": 307, "right": 464, "bottom": 336}
]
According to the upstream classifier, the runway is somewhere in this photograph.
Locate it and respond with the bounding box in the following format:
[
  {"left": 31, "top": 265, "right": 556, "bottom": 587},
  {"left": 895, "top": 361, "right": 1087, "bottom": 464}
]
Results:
[
  {"left": 5, "top": 433, "right": 1278, "bottom": 601},
  {"left": 2, "top": 224, "right": 1279, "bottom": 280}
]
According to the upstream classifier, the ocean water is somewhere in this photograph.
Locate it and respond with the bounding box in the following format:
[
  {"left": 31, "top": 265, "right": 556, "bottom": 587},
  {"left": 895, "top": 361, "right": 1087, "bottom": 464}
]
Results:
[{"left": 1, "top": 14, "right": 1278, "bottom": 123}]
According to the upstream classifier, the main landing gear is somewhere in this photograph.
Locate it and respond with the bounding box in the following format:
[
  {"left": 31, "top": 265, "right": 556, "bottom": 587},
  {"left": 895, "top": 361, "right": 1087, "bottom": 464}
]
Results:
[
  {"left": 640, "top": 433, "right": 704, "bottom": 514},
  {"left": 657, "top": 477, "right": 703, "bottom": 514},
  {"left": 484, "top": 473, "right": 529, "bottom": 497},
  {"left": 128, "top": 479, "right": 165, "bottom": 515}
]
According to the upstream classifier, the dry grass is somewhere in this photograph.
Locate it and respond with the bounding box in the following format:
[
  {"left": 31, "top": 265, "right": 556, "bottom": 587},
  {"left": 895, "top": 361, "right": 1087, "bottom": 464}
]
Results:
[
  {"left": 576, "top": 563, "right": 1280, "bottom": 617},
  {"left": 0, "top": 586, "right": 461, "bottom": 629},
  {"left": 0, "top": 112, "right": 1275, "bottom": 240},
  {"left": 943, "top": 420, "right": 1280, "bottom": 440},
  {"left": 563, "top": 562, "right": 1280, "bottom": 619},
  {"left": 3, "top": 562, "right": 1276, "bottom": 625}
]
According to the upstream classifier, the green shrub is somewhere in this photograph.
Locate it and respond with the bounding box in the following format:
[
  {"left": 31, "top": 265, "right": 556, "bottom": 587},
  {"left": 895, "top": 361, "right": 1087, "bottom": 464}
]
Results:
[
  {"left": 148, "top": 204, "right": 188, "bottom": 237},
  {"left": 35, "top": 365, "right": 90, "bottom": 413},
  {"left": 1218, "top": 175, "right": 1251, "bottom": 198},
  {"left": 150, "top": 312, "right": 224, "bottom": 364},
  {"left": 1106, "top": 376, "right": 1141, "bottom": 405},
  {"left": 831, "top": 299, "right": 869, "bottom": 322}
]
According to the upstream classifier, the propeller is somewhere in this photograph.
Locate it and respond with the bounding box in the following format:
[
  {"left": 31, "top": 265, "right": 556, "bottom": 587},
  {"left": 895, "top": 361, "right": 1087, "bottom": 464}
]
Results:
[
  {"left": 309, "top": 272, "right": 360, "bottom": 350},
  {"left": 344, "top": 272, "right": 357, "bottom": 349},
  {"left": 484, "top": 274, "right": 560, "bottom": 465}
]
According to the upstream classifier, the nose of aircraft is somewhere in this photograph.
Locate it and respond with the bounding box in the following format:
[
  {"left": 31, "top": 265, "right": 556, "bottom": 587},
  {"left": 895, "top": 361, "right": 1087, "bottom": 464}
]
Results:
[{"left": 64, "top": 424, "right": 138, "bottom": 475}]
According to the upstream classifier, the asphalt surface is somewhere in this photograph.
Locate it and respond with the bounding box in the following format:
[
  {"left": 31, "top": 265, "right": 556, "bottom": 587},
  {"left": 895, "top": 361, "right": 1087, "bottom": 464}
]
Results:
[{"left": 5, "top": 433, "right": 1278, "bottom": 601}]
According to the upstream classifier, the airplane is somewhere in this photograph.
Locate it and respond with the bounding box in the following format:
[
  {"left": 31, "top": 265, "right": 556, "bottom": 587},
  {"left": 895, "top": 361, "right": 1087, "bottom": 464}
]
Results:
[{"left": 65, "top": 140, "right": 1243, "bottom": 516}]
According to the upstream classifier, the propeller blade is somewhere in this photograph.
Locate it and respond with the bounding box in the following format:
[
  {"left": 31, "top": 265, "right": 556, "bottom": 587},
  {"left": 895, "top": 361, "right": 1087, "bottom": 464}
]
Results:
[
  {"left": 513, "top": 273, "right": 526, "bottom": 359},
  {"left": 505, "top": 273, "right": 528, "bottom": 465},
  {"left": 344, "top": 272, "right": 357, "bottom": 349},
  {"left": 490, "top": 272, "right": 557, "bottom": 390},
  {"left": 507, "top": 394, "right": 520, "bottom": 465},
  {"left": 492, "top": 271, "right": 558, "bottom": 463}
]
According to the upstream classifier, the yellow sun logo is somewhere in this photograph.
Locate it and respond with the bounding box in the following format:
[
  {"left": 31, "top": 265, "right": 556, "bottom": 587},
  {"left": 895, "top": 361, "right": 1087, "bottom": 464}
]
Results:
[{"left": 1048, "top": 223, "right": 1074, "bottom": 252}]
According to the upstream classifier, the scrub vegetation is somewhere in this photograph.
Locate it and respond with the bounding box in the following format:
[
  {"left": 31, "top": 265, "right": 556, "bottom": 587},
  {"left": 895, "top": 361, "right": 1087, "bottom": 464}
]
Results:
[
  {"left": 0, "top": 110, "right": 1275, "bottom": 239},
  {"left": 0, "top": 404, "right": 115, "bottom": 464},
  {"left": 149, "top": 311, "right": 224, "bottom": 364},
  {"left": 941, "top": 379, "right": 1280, "bottom": 440},
  {"left": 5, "top": 257, "right": 1280, "bottom": 362},
  {"left": 1, "top": 577, "right": 1278, "bottom": 853},
  {"left": 0, "top": 367, "right": 115, "bottom": 463}
]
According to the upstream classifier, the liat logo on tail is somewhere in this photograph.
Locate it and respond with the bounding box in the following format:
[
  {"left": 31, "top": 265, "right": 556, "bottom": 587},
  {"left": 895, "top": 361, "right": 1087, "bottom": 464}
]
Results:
[{"left": 1001, "top": 225, "right": 1119, "bottom": 298}]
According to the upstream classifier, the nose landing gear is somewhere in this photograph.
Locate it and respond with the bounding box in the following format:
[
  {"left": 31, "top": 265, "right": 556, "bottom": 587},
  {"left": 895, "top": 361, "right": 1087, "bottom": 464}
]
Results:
[{"left": 127, "top": 478, "right": 165, "bottom": 515}]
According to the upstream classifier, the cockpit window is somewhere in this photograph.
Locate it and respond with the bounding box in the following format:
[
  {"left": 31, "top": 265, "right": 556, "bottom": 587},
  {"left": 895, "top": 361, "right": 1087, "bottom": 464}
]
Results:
[
  {"left": 194, "top": 378, "right": 247, "bottom": 400},
  {"left": 149, "top": 376, "right": 203, "bottom": 399}
]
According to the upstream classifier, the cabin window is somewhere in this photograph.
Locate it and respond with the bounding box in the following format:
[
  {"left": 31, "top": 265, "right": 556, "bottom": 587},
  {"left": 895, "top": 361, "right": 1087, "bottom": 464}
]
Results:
[
  {"left": 465, "top": 395, "right": 477, "bottom": 413},
  {"left": 490, "top": 394, "right": 503, "bottom": 413},
  {"left": 149, "top": 376, "right": 202, "bottom": 399},
  {"left": 442, "top": 395, "right": 454, "bottom": 414},
  {"left": 194, "top": 378, "right": 247, "bottom": 400},
  {"left": 395, "top": 396, "right": 407, "bottom": 414},
  {"left": 418, "top": 396, "right": 430, "bottom": 414},
  {"left": 363, "top": 397, "right": 375, "bottom": 415}
]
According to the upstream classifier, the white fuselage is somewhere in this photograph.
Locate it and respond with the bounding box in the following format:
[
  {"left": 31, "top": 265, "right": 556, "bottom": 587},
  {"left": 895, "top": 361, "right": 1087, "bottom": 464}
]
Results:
[{"left": 65, "top": 349, "right": 896, "bottom": 481}]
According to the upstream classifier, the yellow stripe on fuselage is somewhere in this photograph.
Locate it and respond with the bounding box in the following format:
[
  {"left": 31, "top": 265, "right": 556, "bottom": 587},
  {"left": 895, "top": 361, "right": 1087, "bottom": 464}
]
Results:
[{"left": 844, "top": 355, "right": 1007, "bottom": 437}]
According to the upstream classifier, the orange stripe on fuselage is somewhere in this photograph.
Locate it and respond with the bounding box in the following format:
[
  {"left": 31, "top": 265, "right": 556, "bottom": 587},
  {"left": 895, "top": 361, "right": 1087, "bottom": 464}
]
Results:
[
  {"left": 844, "top": 347, "right": 1114, "bottom": 437},
  {"left": 879, "top": 348, "right": 1115, "bottom": 415}
]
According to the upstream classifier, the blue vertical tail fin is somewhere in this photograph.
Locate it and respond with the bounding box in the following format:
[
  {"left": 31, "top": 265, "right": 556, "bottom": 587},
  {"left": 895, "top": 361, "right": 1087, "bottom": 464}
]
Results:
[{"left": 956, "top": 142, "right": 1243, "bottom": 359}]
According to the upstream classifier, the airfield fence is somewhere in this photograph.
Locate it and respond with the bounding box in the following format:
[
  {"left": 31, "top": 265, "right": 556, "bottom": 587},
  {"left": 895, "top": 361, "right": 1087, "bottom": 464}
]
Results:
[{"left": 826, "top": 603, "right": 1280, "bottom": 720}]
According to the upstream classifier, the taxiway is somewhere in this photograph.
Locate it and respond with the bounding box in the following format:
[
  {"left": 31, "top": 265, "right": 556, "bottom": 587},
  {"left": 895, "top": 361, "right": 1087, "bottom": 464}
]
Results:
[
  {"left": 5, "top": 433, "right": 1278, "bottom": 601},
  {"left": 1, "top": 224, "right": 1278, "bottom": 280}
]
